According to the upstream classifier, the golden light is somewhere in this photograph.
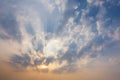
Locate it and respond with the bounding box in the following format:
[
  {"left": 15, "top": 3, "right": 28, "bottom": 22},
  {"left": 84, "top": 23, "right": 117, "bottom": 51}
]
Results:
[{"left": 38, "top": 65, "right": 48, "bottom": 69}]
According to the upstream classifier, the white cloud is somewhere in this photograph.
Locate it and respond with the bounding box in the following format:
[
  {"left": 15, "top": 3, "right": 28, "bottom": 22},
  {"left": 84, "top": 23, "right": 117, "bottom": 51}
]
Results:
[
  {"left": 87, "top": 0, "right": 94, "bottom": 4},
  {"left": 40, "top": 0, "right": 67, "bottom": 13},
  {"left": 87, "top": 0, "right": 104, "bottom": 7},
  {"left": 43, "top": 38, "right": 64, "bottom": 57},
  {"left": 113, "top": 27, "right": 120, "bottom": 41},
  {"left": 48, "top": 60, "right": 67, "bottom": 72}
]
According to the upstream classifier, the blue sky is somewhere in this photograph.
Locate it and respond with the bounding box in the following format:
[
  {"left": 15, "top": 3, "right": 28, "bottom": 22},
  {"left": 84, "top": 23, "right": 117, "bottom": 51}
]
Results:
[{"left": 0, "top": 0, "right": 120, "bottom": 80}]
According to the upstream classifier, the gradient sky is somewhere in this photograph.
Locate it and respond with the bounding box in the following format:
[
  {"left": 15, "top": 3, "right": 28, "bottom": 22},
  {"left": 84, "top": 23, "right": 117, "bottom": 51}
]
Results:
[{"left": 0, "top": 0, "right": 120, "bottom": 80}]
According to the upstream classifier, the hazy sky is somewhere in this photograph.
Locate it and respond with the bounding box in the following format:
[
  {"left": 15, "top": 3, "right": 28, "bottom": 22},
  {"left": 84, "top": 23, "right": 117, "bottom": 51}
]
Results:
[{"left": 0, "top": 0, "right": 120, "bottom": 80}]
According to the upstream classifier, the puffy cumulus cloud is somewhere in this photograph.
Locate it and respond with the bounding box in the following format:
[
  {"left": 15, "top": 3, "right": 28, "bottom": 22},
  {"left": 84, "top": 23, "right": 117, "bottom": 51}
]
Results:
[{"left": 0, "top": 0, "right": 120, "bottom": 75}]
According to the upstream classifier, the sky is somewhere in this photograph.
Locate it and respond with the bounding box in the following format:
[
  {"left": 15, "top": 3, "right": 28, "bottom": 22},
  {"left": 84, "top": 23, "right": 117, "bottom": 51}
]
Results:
[{"left": 0, "top": 0, "right": 120, "bottom": 80}]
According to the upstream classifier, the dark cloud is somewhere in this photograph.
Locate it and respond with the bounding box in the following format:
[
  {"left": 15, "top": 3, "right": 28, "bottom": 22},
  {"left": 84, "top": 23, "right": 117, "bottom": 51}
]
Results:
[
  {"left": 10, "top": 54, "right": 32, "bottom": 67},
  {"left": 10, "top": 52, "right": 55, "bottom": 72}
]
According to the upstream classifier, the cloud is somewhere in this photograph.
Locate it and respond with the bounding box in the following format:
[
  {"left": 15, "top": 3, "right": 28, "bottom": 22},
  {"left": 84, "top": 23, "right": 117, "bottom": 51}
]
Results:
[
  {"left": 0, "top": 2, "right": 21, "bottom": 41},
  {"left": 0, "top": 0, "right": 120, "bottom": 76}
]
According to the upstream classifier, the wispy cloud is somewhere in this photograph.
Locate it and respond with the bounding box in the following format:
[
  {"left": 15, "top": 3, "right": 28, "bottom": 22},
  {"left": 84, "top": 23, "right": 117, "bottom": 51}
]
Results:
[{"left": 0, "top": 1, "right": 120, "bottom": 79}]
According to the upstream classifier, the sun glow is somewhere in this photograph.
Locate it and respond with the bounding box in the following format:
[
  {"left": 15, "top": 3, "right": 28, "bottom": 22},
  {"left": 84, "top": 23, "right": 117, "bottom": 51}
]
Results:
[{"left": 38, "top": 65, "right": 48, "bottom": 69}]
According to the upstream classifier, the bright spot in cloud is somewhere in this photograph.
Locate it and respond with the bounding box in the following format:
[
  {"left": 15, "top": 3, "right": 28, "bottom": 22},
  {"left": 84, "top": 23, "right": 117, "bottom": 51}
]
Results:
[
  {"left": 37, "top": 65, "right": 48, "bottom": 70},
  {"left": 44, "top": 39, "right": 63, "bottom": 57}
]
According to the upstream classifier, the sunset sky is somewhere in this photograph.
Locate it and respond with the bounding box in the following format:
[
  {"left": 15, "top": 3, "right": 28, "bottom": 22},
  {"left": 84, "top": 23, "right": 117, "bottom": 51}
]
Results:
[{"left": 0, "top": 0, "right": 120, "bottom": 80}]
